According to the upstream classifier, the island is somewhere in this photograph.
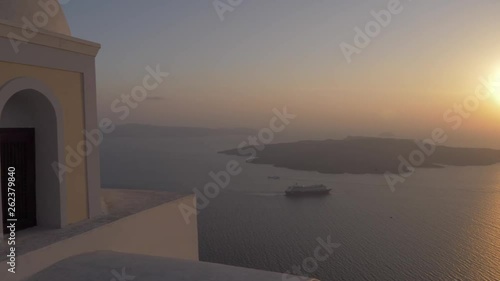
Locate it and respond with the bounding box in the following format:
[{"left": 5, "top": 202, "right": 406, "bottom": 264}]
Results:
[{"left": 219, "top": 137, "right": 500, "bottom": 174}]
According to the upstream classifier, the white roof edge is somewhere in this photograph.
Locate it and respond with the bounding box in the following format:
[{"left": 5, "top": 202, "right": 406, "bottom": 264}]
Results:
[{"left": 0, "top": 19, "right": 101, "bottom": 56}]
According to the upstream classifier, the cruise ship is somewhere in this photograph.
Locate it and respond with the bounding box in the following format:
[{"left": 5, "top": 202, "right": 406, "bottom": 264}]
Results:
[{"left": 285, "top": 184, "right": 332, "bottom": 197}]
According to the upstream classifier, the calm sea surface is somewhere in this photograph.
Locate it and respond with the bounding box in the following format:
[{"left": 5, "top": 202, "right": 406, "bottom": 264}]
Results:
[{"left": 101, "top": 136, "right": 500, "bottom": 281}]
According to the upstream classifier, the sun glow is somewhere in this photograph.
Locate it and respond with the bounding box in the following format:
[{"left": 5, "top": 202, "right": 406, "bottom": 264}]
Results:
[{"left": 490, "top": 69, "right": 500, "bottom": 104}]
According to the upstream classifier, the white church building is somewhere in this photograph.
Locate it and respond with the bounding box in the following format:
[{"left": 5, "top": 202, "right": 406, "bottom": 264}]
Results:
[{"left": 0, "top": 0, "right": 102, "bottom": 234}]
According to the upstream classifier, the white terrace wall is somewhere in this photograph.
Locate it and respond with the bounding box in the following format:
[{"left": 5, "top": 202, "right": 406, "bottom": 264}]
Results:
[{"left": 0, "top": 195, "right": 198, "bottom": 281}]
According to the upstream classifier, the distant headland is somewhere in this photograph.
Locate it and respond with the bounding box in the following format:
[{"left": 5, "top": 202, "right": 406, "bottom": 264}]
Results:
[
  {"left": 108, "top": 124, "right": 256, "bottom": 138},
  {"left": 219, "top": 136, "right": 500, "bottom": 175}
]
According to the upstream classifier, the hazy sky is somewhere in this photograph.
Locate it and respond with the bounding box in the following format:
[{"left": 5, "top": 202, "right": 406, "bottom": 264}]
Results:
[{"left": 64, "top": 0, "right": 500, "bottom": 147}]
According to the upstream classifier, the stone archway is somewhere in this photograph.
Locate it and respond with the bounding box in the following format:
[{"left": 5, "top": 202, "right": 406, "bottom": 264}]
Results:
[{"left": 0, "top": 77, "right": 66, "bottom": 233}]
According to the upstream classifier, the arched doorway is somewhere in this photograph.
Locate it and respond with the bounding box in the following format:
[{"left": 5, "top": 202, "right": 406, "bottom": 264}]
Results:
[{"left": 0, "top": 78, "right": 66, "bottom": 233}]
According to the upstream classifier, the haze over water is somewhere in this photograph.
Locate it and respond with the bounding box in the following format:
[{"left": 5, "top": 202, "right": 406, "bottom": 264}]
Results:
[{"left": 101, "top": 135, "right": 500, "bottom": 281}]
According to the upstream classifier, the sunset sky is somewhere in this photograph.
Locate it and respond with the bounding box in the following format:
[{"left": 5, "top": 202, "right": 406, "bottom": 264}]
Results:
[{"left": 64, "top": 0, "right": 500, "bottom": 147}]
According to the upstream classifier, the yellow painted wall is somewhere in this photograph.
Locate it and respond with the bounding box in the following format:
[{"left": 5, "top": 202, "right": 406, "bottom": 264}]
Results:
[{"left": 0, "top": 61, "right": 88, "bottom": 224}]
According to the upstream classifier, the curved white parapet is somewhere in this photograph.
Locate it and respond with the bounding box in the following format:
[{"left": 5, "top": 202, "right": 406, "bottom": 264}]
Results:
[{"left": 26, "top": 251, "right": 320, "bottom": 281}]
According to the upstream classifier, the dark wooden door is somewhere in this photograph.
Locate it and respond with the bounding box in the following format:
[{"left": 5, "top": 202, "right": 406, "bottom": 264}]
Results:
[{"left": 1, "top": 129, "right": 36, "bottom": 234}]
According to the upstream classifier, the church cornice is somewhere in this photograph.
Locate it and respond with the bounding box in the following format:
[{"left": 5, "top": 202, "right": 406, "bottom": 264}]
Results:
[{"left": 0, "top": 20, "right": 100, "bottom": 57}]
